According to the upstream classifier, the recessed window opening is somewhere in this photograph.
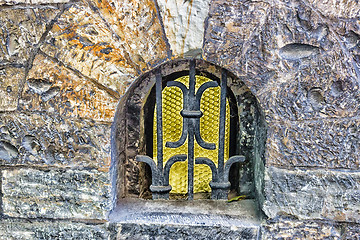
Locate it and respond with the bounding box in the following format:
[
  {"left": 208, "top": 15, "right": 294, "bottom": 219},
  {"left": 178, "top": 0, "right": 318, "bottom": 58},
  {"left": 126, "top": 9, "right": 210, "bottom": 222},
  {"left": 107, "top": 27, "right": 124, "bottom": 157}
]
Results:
[{"left": 111, "top": 59, "right": 265, "bottom": 207}]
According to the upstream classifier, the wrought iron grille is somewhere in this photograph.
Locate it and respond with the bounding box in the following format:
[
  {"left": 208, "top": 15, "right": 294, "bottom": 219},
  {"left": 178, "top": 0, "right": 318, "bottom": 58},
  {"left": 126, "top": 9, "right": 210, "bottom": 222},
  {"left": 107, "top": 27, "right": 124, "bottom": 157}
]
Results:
[{"left": 136, "top": 60, "right": 245, "bottom": 200}]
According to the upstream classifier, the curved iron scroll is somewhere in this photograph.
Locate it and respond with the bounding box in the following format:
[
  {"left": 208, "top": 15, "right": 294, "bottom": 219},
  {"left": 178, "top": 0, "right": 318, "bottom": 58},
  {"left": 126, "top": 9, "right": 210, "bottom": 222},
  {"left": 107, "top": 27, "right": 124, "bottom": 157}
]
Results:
[{"left": 136, "top": 154, "right": 187, "bottom": 199}]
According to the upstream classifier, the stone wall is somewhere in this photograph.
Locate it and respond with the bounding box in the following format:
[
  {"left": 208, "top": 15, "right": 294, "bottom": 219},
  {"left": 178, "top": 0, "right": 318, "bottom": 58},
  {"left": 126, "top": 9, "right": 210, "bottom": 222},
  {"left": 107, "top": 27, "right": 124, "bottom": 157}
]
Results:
[{"left": 0, "top": 0, "right": 359, "bottom": 239}]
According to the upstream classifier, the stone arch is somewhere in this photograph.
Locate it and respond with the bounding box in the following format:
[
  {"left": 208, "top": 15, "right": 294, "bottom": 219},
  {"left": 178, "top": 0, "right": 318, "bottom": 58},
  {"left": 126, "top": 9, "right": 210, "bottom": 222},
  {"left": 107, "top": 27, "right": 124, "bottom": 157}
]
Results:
[{"left": 111, "top": 59, "right": 267, "bottom": 207}]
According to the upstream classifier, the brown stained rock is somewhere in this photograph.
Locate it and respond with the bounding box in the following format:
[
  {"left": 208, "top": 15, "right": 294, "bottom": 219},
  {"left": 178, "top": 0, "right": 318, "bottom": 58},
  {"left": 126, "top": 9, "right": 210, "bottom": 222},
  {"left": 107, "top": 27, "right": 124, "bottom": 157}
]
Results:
[
  {"left": 263, "top": 167, "right": 360, "bottom": 223},
  {"left": 0, "top": 66, "right": 25, "bottom": 111},
  {"left": 0, "top": 8, "right": 60, "bottom": 64},
  {"left": 41, "top": 1, "right": 137, "bottom": 95},
  {"left": 266, "top": 119, "right": 360, "bottom": 169},
  {"left": 19, "top": 54, "right": 118, "bottom": 122},
  {"left": 157, "top": 0, "right": 211, "bottom": 57},
  {"left": 306, "top": 0, "right": 360, "bottom": 19},
  {"left": 0, "top": 112, "right": 111, "bottom": 170},
  {"left": 262, "top": 216, "right": 342, "bottom": 239},
  {"left": 90, "top": 0, "right": 169, "bottom": 71},
  {"left": 2, "top": 168, "right": 111, "bottom": 220}
]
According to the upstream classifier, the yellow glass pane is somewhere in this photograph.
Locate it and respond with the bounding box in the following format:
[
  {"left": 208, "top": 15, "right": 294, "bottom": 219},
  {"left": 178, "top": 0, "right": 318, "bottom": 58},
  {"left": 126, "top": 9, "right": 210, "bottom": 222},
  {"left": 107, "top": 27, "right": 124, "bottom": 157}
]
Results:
[{"left": 154, "top": 75, "right": 230, "bottom": 194}]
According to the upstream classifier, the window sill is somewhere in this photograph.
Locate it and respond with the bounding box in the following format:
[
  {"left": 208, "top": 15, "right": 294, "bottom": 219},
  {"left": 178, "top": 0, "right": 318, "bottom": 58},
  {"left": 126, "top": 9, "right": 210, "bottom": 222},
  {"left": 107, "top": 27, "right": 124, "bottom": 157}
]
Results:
[{"left": 110, "top": 198, "right": 261, "bottom": 227}]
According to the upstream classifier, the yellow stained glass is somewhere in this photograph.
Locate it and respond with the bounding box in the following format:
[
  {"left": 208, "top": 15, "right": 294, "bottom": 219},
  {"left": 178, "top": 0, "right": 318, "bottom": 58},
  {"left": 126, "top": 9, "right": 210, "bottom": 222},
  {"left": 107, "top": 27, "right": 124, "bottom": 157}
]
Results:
[{"left": 154, "top": 75, "right": 230, "bottom": 194}]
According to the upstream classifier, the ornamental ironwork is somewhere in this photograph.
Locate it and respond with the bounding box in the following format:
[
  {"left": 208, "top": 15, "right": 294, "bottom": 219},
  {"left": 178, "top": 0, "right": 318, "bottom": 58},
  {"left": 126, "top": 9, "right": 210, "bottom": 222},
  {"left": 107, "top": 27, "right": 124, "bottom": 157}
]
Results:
[{"left": 136, "top": 60, "right": 245, "bottom": 200}]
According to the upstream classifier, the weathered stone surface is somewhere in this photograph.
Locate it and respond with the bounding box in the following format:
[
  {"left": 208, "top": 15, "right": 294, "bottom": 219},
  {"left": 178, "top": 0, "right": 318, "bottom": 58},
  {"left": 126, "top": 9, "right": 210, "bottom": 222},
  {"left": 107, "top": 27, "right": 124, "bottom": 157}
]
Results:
[
  {"left": 41, "top": 1, "right": 137, "bottom": 95},
  {"left": 261, "top": 216, "right": 342, "bottom": 239},
  {"left": 307, "top": 0, "right": 360, "bottom": 19},
  {"left": 266, "top": 118, "right": 360, "bottom": 169},
  {"left": 2, "top": 168, "right": 111, "bottom": 219},
  {"left": 203, "top": 0, "right": 270, "bottom": 79},
  {"left": 0, "top": 112, "right": 111, "bottom": 169},
  {"left": 203, "top": 0, "right": 360, "bottom": 121},
  {"left": 157, "top": 0, "right": 210, "bottom": 57},
  {"left": 343, "top": 223, "right": 360, "bottom": 240},
  {"left": 110, "top": 223, "right": 259, "bottom": 240},
  {"left": 0, "top": 218, "right": 109, "bottom": 240},
  {"left": 0, "top": 0, "right": 69, "bottom": 4},
  {"left": 19, "top": 54, "right": 118, "bottom": 122},
  {"left": 263, "top": 167, "right": 360, "bottom": 223},
  {"left": 0, "top": 8, "right": 59, "bottom": 64},
  {"left": 89, "top": 0, "right": 169, "bottom": 70},
  {"left": 0, "top": 66, "right": 24, "bottom": 111}
]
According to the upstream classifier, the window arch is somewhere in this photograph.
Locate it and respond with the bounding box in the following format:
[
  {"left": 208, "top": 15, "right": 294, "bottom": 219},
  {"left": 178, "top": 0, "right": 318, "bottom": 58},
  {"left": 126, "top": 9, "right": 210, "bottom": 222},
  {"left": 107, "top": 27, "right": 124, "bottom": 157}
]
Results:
[{"left": 111, "top": 59, "right": 265, "bottom": 205}]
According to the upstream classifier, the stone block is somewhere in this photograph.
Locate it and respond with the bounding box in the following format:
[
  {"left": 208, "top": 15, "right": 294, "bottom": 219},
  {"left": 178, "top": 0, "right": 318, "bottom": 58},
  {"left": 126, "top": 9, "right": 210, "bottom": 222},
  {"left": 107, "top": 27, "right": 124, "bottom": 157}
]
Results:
[
  {"left": 203, "top": 0, "right": 270, "bottom": 92},
  {"left": 41, "top": 1, "right": 138, "bottom": 95},
  {"left": 0, "top": 112, "right": 111, "bottom": 169},
  {"left": 0, "top": 0, "right": 69, "bottom": 4},
  {"left": 0, "top": 8, "right": 60, "bottom": 64},
  {"left": 266, "top": 118, "right": 360, "bottom": 169},
  {"left": 88, "top": 0, "right": 169, "bottom": 70},
  {"left": 19, "top": 54, "right": 118, "bottom": 122},
  {"left": 111, "top": 223, "right": 259, "bottom": 240},
  {"left": 342, "top": 223, "right": 360, "bottom": 240},
  {"left": 0, "top": 66, "right": 24, "bottom": 111},
  {"left": 263, "top": 167, "right": 360, "bottom": 223},
  {"left": 2, "top": 168, "right": 111, "bottom": 220},
  {"left": 261, "top": 216, "right": 342, "bottom": 240},
  {"left": 307, "top": 0, "right": 360, "bottom": 19},
  {"left": 0, "top": 218, "right": 109, "bottom": 240},
  {"left": 157, "top": 0, "right": 210, "bottom": 57},
  {"left": 203, "top": 0, "right": 360, "bottom": 122}
]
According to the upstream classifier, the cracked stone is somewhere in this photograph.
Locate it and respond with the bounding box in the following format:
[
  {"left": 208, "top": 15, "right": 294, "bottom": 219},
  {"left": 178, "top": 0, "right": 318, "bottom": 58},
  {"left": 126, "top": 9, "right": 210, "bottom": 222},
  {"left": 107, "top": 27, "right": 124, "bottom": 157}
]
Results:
[
  {"left": 0, "top": 8, "right": 60, "bottom": 64},
  {"left": 19, "top": 54, "right": 119, "bottom": 122},
  {"left": 0, "top": 112, "right": 111, "bottom": 170}
]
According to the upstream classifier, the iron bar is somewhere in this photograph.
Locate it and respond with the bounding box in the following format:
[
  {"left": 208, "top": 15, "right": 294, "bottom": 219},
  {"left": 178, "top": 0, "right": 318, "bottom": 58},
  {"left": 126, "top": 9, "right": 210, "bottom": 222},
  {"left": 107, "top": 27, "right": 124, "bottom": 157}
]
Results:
[
  {"left": 217, "top": 69, "right": 227, "bottom": 181},
  {"left": 187, "top": 59, "right": 196, "bottom": 200},
  {"left": 155, "top": 70, "right": 164, "bottom": 184}
]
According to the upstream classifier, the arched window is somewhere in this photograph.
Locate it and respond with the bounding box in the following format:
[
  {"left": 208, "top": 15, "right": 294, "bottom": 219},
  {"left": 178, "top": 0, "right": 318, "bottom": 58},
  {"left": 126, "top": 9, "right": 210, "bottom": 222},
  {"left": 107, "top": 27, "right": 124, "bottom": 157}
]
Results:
[{"left": 111, "top": 59, "right": 265, "bottom": 205}]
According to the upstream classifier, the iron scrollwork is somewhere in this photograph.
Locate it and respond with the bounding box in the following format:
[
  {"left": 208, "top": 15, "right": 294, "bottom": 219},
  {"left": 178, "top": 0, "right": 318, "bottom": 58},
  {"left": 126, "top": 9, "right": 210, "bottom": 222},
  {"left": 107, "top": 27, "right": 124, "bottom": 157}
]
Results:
[{"left": 136, "top": 60, "right": 245, "bottom": 200}]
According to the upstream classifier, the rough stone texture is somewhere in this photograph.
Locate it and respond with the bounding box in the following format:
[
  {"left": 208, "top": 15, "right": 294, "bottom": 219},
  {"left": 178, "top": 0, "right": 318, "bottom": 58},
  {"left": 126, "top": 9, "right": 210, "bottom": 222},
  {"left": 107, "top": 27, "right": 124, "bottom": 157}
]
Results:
[
  {"left": 203, "top": 0, "right": 270, "bottom": 89},
  {"left": 41, "top": 1, "right": 138, "bottom": 96},
  {"left": 307, "top": 0, "right": 360, "bottom": 19},
  {"left": 2, "top": 168, "right": 111, "bottom": 219},
  {"left": 0, "top": 0, "right": 358, "bottom": 238},
  {"left": 0, "top": 0, "right": 69, "bottom": 4},
  {"left": 0, "top": 66, "right": 24, "bottom": 111},
  {"left": 0, "top": 112, "right": 111, "bottom": 169},
  {"left": 89, "top": 0, "right": 170, "bottom": 70},
  {"left": 263, "top": 167, "right": 360, "bottom": 223},
  {"left": 19, "top": 54, "right": 118, "bottom": 122},
  {"left": 342, "top": 223, "right": 360, "bottom": 240},
  {"left": 111, "top": 223, "right": 259, "bottom": 240},
  {"left": 0, "top": 218, "right": 109, "bottom": 240},
  {"left": 0, "top": 8, "right": 60, "bottom": 64},
  {"left": 157, "top": 0, "right": 210, "bottom": 57},
  {"left": 203, "top": 0, "right": 360, "bottom": 122},
  {"left": 262, "top": 216, "right": 342, "bottom": 239},
  {"left": 266, "top": 118, "right": 360, "bottom": 169}
]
